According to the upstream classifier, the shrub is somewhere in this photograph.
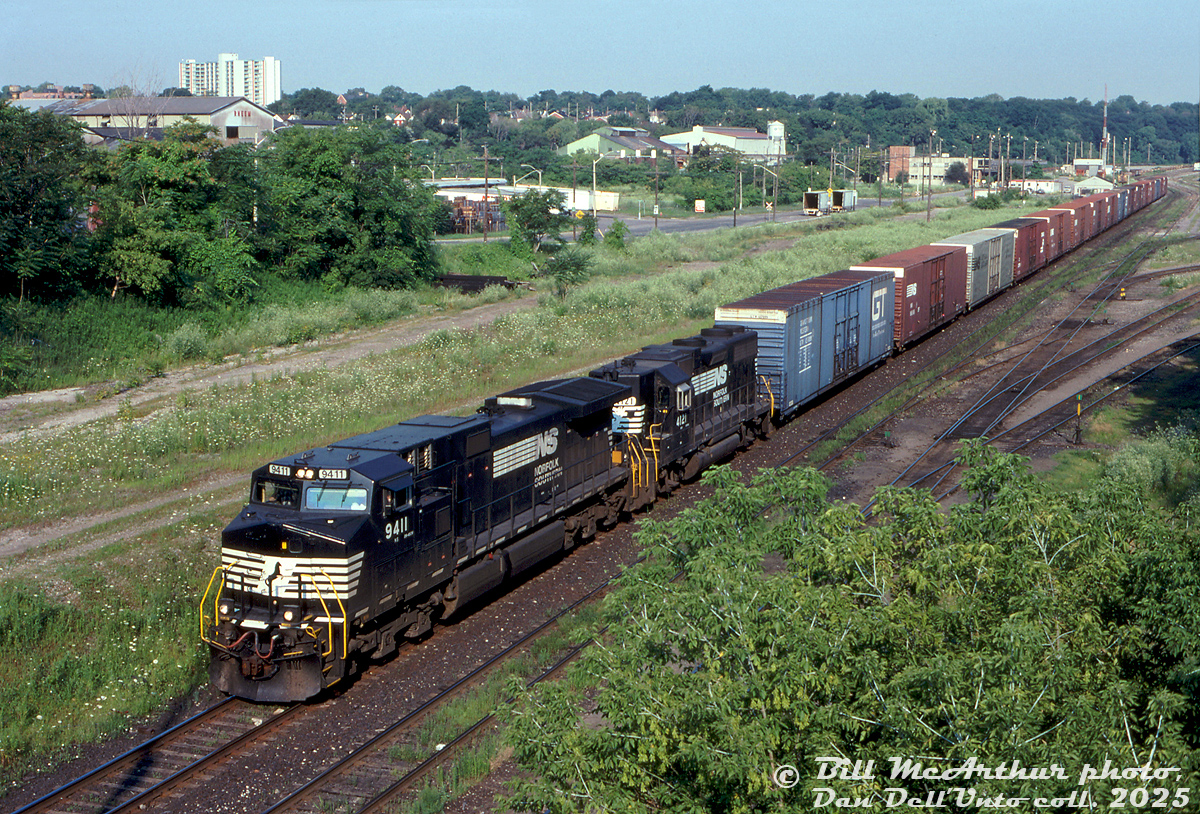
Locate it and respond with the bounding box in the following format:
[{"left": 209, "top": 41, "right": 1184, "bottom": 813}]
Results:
[{"left": 164, "top": 321, "right": 209, "bottom": 360}]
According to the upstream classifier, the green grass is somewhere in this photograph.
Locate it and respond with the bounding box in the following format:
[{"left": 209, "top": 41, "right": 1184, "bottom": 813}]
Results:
[
  {"left": 0, "top": 508, "right": 221, "bottom": 791},
  {"left": 1145, "top": 235, "right": 1200, "bottom": 270},
  {"left": 1040, "top": 347, "right": 1200, "bottom": 497}
]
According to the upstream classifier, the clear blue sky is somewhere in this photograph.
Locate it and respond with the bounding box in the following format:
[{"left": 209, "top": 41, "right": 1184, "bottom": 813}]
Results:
[{"left": 5, "top": 0, "right": 1198, "bottom": 107}]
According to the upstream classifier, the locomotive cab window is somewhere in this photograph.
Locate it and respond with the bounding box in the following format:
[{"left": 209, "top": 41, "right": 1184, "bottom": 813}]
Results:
[
  {"left": 252, "top": 478, "right": 300, "bottom": 509},
  {"left": 380, "top": 485, "right": 413, "bottom": 516},
  {"left": 304, "top": 485, "right": 369, "bottom": 512},
  {"left": 675, "top": 384, "right": 693, "bottom": 411},
  {"left": 657, "top": 385, "right": 672, "bottom": 413}
]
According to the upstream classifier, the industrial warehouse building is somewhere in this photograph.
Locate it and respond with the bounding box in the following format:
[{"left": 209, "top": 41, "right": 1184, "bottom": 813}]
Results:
[
  {"left": 20, "top": 96, "right": 283, "bottom": 146},
  {"left": 660, "top": 123, "right": 787, "bottom": 165}
]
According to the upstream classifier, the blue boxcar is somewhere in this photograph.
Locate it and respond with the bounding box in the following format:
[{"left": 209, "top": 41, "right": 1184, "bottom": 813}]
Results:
[{"left": 714, "top": 270, "right": 894, "bottom": 418}]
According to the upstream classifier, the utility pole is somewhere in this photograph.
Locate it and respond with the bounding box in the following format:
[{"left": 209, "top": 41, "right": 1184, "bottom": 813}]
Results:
[
  {"left": 926, "top": 129, "right": 936, "bottom": 222},
  {"left": 969, "top": 134, "right": 975, "bottom": 197},
  {"left": 1022, "top": 136, "right": 1028, "bottom": 195},
  {"left": 482, "top": 145, "right": 489, "bottom": 242},
  {"left": 652, "top": 151, "right": 660, "bottom": 231}
]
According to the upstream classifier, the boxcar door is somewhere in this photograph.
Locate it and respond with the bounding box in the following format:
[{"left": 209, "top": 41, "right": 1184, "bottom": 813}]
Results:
[
  {"left": 831, "top": 290, "right": 860, "bottom": 381},
  {"left": 987, "top": 238, "right": 1002, "bottom": 294},
  {"left": 930, "top": 258, "right": 946, "bottom": 321}
]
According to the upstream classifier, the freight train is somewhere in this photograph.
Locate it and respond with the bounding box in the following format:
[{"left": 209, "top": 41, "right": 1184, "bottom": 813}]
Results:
[{"left": 201, "top": 176, "right": 1168, "bottom": 702}]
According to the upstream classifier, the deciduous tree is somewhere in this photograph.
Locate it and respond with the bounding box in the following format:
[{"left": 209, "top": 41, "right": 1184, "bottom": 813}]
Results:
[
  {"left": 502, "top": 189, "right": 572, "bottom": 254},
  {"left": 504, "top": 453, "right": 1200, "bottom": 812},
  {"left": 258, "top": 126, "right": 442, "bottom": 288},
  {"left": 0, "top": 104, "right": 91, "bottom": 301}
]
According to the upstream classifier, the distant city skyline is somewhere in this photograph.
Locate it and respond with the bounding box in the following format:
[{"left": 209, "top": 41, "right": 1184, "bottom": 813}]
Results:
[{"left": 4, "top": 0, "right": 1198, "bottom": 108}]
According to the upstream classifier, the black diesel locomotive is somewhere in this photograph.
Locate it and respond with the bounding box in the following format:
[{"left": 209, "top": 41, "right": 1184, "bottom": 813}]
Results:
[{"left": 202, "top": 327, "right": 769, "bottom": 701}]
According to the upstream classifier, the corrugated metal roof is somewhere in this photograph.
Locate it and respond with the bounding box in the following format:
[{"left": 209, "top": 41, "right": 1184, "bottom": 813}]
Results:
[
  {"left": 852, "top": 244, "right": 962, "bottom": 270},
  {"left": 32, "top": 96, "right": 277, "bottom": 117},
  {"left": 703, "top": 126, "right": 768, "bottom": 140},
  {"left": 599, "top": 132, "right": 681, "bottom": 154},
  {"left": 721, "top": 270, "right": 886, "bottom": 312}
]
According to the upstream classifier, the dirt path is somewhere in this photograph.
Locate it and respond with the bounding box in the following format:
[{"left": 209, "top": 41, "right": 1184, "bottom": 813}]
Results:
[
  {"left": 0, "top": 296, "right": 551, "bottom": 570},
  {"left": 0, "top": 296, "right": 539, "bottom": 445}
]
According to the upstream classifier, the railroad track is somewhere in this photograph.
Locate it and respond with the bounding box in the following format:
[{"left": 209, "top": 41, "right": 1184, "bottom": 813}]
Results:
[
  {"left": 12, "top": 698, "right": 301, "bottom": 814},
  {"left": 895, "top": 289, "right": 1200, "bottom": 499},
  {"left": 257, "top": 574, "right": 613, "bottom": 814},
  {"left": 767, "top": 197, "right": 1174, "bottom": 477},
  {"left": 863, "top": 184, "right": 1197, "bottom": 504},
  {"left": 14, "top": 566, "right": 613, "bottom": 814}
]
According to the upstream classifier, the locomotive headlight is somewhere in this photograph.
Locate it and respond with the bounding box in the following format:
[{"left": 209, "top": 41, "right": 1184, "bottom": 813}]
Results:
[
  {"left": 301, "top": 468, "right": 315, "bottom": 479},
  {"left": 219, "top": 603, "right": 230, "bottom": 616},
  {"left": 283, "top": 610, "right": 296, "bottom": 622}
]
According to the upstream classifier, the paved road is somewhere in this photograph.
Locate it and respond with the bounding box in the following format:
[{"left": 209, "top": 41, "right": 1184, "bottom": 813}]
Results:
[
  {"left": 607, "top": 187, "right": 972, "bottom": 237},
  {"left": 439, "top": 188, "right": 970, "bottom": 243}
]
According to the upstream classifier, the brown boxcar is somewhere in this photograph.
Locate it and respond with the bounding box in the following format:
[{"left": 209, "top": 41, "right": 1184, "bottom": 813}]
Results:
[
  {"left": 992, "top": 217, "right": 1048, "bottom": 281},
  {"left": 1028, "top": 208, "right": 1069, "bottom": 263},
  {"left": 849, "top": 244, "right": 967, "bottom": 347},
  {"left": 1094, "top": 191, "right": 1118, "bottom": 232},
  {"left": 1052, "top": 198, "right": 1095, "bottom": 247}
]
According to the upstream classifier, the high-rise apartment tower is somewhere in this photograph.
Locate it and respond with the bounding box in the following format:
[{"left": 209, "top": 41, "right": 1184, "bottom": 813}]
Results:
[{"left": 179, "top": 53, "right": 281, "bottom": 107}]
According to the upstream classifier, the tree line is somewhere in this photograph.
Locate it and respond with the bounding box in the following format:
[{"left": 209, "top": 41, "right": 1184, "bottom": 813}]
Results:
[
  {"left": 1, "top": 104, "right": 445, "bottom": 306},
  {"left": 4, "top": 82, "right": 1196, "bottom": 309},
  {"left": 272, "top": 84, "right": 1199, "bottom": 168}
]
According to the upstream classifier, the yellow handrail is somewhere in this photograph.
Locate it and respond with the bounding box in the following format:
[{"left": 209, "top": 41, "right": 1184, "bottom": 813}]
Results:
[
  {"left": 759, "top": 374, "right": 776, "bottom": 417},
  {"left": 198, "top": 565, "right": 230, "bottom": 646},
  {"left": 305, "top": 576, "right": 339, "bottom": 659},
  {"left": 628, "top": 436, "right": 644, "bottom": 492},
  {"left": 199, "top": 565, "right": 348, "bottom": 666},
  {"left": 647, "top": 423, "right": 662, "bottom": 475},
  {"left": 317, "top": 568, "right": 349, "bottom": 660}
]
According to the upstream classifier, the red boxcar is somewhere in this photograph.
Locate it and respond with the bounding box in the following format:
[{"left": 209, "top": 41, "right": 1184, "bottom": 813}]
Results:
[
  {"left": 992, "top": 217, "right": 1048, "bottom": 280},
  {"left": 1094, "top": 191, "right": 1118, "bottom": 232},
  {"left": 1047, "top": 201, "right": 1087, "bottom": 251},
  {"left": 1131, "top": 179, "right": 1149, "bottom": 211},
  {"left": 850, "top": 244, "right": 968, "bottom": 347},
  {"left": 1028, "top": 208, "right": 1069, "bottom": 262}
]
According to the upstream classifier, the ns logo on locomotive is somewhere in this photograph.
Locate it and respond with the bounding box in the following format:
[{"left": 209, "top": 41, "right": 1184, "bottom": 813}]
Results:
[{"left": 202, "top": 176, "right": 1168, "bottom": 702}]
